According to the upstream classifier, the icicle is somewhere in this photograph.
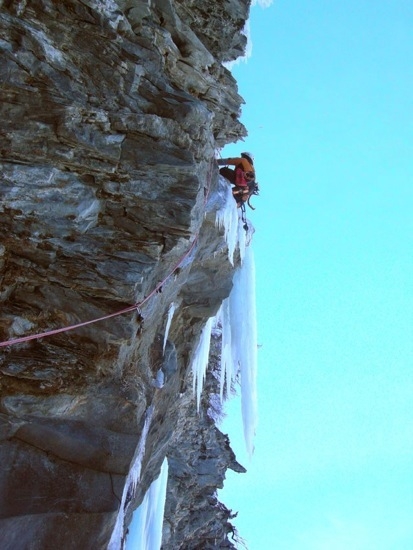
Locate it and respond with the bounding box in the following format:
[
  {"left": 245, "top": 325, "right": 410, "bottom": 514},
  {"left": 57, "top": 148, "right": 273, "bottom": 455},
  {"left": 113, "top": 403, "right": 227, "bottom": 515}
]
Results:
[
  {"left": 125, "top": 457, "right": 169, "bottom": 550},
  {"left": 219, "top": 299, "right": 235, "bottom": 402},
  {"left": 191, "top": 317, "right": 214, "bottom": 411},
  {"left": 231, "top": 245, "right": 258, "bottom": 458},
  {"left": 220, "top": 245, "right": 258, "bottom": 458},
  {"left": 108, "top": 405, "right": 155, "bottom": 550},
  {"left": 163, "top": 302, "right": 176, "bottom": 355},
  {"left": 215, "top": 178, "right": 240, "bottom": 265}
]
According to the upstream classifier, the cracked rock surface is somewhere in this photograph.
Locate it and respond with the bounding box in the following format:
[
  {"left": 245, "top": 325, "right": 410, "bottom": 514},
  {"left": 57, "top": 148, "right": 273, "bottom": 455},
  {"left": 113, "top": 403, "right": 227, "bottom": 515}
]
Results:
[{"left": 0, "top": 0, "right": 251, "bottom": 548}]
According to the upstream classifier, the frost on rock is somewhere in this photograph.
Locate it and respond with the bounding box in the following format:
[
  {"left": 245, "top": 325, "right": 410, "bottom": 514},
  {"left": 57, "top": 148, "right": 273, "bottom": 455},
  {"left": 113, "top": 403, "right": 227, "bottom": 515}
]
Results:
[
  {"left": 192, "top": 317, "right": 214, "bottom": 411},
  {"left": 219, "top": 245, "right": 258, "bottom": 458},
  {"left": 125, "top": 458, "right": 169, "bottom": 550},
  {"left": 108, "top": 406, "right": 154, "bottom": 550}
]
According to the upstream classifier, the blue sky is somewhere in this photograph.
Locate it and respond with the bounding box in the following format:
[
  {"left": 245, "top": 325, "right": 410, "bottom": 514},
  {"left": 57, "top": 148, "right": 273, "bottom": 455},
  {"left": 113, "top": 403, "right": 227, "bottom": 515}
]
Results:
[{"left": 220, "top": 1, "right": 413, "bottom": 548}]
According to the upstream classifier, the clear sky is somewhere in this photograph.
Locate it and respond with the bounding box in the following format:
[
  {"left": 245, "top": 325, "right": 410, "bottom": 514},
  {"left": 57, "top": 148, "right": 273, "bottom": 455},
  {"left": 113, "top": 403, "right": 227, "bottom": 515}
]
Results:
[{"left": 219, "top": 1, "right": 413, "bottom": 549}]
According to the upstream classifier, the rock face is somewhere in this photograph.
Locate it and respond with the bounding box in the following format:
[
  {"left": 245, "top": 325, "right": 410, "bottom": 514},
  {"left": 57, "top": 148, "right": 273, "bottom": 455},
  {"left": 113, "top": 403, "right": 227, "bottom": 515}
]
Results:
[{"left": 0, "top": 1, "right": 251, "bottom": 548}]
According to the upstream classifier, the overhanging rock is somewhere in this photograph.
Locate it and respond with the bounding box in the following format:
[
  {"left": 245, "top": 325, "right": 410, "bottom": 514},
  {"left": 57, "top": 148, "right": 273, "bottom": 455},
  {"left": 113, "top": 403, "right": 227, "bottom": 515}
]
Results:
[{"left": 0, "top": 0, "right": 253, "bottom": 548}]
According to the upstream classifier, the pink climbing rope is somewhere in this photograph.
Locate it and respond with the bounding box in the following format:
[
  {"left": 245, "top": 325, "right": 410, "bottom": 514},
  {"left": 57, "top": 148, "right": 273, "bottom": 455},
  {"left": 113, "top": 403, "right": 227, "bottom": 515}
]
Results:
[
  {"left": 0, "top": 304, "right": 139, "bottom": 348},
  {"left": 0, "top": 163, "right": 214, "bottom": 348}
]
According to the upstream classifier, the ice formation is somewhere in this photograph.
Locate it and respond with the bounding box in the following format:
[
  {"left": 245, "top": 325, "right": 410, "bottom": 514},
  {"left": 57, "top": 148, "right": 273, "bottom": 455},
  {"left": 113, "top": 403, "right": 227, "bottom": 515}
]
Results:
[
  {"left": 216, "top": 245, "right": 258, "bottom": 457},
  {"left": 192, "top": 317, "right": 214, "bottom": 411},
  {"left": 108, "top": 405, "right": 154, "bottom": 550},
  {"left": 125, "top": 458, "right": 169, "bottom": 550},
  {"left": 187, "top": 177, "right": 258, "bottom": 455},
  {"left": 163, "top": 301, "right": 176, "bottom": 355},
  {"left": 218, "top": 298, "right": 234, "bottom": 402},
  {"left": 215, "top": 177, "right": 245, "bottom": 264},
  {"left": 111, "top": 174, "right": 258, "bottom": 549}
]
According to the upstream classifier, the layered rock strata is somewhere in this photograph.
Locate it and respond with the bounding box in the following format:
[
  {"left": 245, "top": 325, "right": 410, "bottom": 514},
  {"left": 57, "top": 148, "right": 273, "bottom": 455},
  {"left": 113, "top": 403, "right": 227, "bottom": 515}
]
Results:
[{"left": 0, "top": 0, "right": 251, "bottom": 548}]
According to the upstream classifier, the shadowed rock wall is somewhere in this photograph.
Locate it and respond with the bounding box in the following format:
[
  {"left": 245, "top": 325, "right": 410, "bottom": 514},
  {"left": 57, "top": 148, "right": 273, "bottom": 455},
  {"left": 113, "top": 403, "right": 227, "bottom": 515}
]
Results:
[{"left": 0, "top": 0, "right": 251, "bottom": 548}]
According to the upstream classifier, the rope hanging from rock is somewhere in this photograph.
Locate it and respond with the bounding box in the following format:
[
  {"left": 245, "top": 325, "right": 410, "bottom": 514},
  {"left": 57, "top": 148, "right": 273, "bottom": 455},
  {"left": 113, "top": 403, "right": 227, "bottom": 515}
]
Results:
[{"left": 0, "top": 164, "right": 215, "bottom": 348}]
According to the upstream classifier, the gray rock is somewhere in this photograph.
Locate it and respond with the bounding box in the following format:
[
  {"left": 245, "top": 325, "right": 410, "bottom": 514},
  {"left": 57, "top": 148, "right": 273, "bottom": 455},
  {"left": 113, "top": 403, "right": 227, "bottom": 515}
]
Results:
[{"left": 0, "top": 0, "right": 252, "bottom": 548}]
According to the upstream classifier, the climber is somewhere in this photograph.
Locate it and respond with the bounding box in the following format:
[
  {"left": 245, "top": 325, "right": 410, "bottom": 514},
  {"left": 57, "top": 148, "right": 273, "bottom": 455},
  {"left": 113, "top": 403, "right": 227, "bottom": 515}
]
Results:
[
  {"left": 217, "top": 151, "right": 259, "bottom": 210},
  {"left": 217, "top": 152, "right": 255, "bottom": 188}
]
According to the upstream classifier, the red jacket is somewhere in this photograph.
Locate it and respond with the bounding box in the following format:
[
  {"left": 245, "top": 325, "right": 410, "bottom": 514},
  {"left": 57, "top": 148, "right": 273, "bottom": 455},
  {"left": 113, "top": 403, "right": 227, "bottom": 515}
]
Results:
[{"left": 220, "top": 157, "right": 255, "bottom": 187}]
